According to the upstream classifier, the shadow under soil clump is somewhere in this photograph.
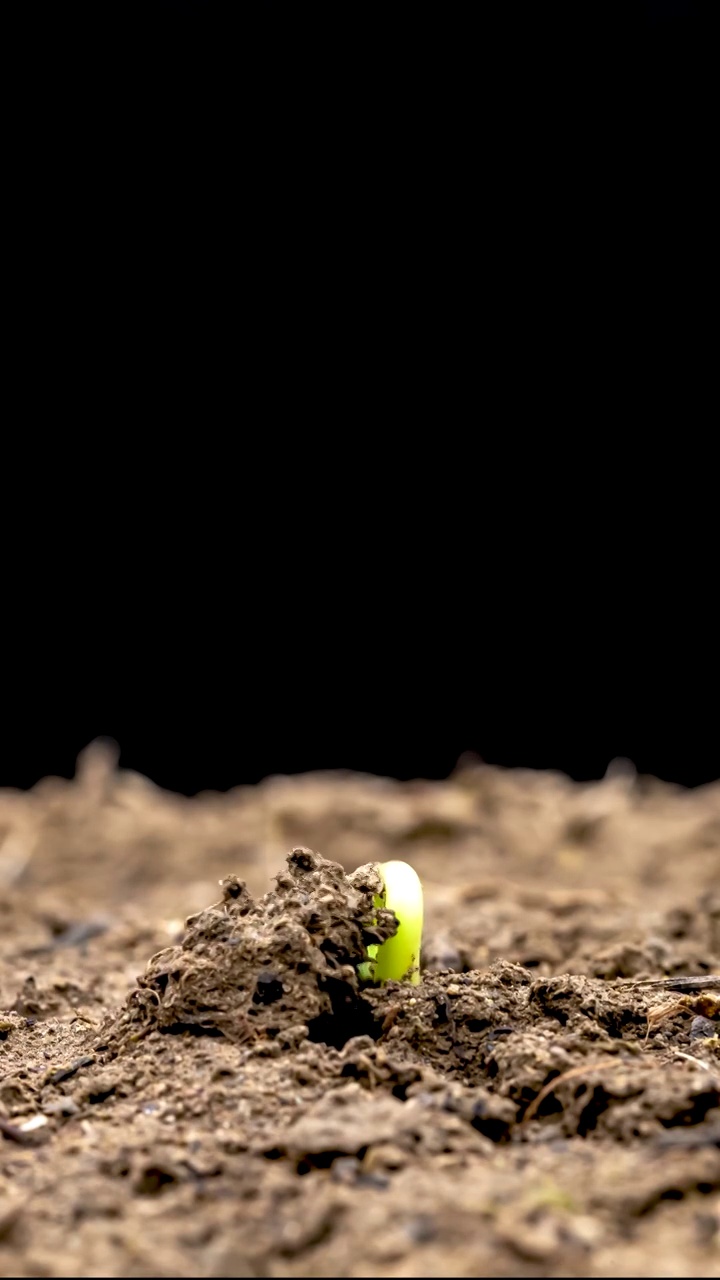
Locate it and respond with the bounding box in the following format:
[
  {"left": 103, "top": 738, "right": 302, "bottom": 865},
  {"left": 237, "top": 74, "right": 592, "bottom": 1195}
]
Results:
[{"left": 103, "top": 849, "right": 397, "bottom": 1051}]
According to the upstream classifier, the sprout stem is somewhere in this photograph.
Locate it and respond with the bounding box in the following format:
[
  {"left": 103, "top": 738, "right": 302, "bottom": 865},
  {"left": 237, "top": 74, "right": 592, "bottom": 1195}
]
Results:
[{"left": 362, "top": 859, "right": 423, "bottom": 985}]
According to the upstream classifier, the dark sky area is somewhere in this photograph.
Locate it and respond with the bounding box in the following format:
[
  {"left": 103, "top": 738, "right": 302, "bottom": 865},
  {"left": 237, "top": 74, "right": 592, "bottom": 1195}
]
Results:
[
  {"left": 2, "top": 552, "right": 717, "bottom": 793},
  {"left": 3, "top": 664, "right": 717, "bottom": 793},
  {"left": 2, "top": 2, "right": 714, "bottom": 794}
]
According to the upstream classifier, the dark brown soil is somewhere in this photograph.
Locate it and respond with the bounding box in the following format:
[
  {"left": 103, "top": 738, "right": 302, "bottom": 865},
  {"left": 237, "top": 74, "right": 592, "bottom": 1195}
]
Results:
[{"left": 1, "top": 746, "right": 719, "bottom": 1276}]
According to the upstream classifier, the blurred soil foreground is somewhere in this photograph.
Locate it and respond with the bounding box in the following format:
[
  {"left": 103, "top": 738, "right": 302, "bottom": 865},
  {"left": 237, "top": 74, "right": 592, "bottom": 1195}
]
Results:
[{"left": 1, "top": 744, "right": 719, "bottom": 1277}]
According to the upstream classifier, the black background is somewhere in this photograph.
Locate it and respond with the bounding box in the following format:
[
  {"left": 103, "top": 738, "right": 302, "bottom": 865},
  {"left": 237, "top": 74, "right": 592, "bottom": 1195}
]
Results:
[
  {"left": 3, "top": 643, "right": 718, "bottom": 792},
  {"left": 2, "top": 527, "right": 717, "bottom": 793},
  {"left": 2, "top": 2, "right": 715, "bottom": 795}
]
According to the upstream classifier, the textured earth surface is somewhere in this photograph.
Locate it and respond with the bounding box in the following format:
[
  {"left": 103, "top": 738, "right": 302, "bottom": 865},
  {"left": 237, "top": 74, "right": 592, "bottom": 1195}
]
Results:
[{"left": 1, "top": 745, "right": 720, "bottom": 1276}]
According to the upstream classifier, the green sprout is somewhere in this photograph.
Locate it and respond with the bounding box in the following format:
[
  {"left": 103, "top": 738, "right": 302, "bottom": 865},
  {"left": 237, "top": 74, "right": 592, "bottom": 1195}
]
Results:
[{"left": 359, "top": 859, "right": 423, "bottom": 985}]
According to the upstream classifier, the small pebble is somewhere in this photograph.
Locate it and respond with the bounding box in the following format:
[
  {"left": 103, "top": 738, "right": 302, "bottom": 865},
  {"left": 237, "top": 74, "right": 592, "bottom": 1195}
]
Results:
[
  {"left": 691, "top": 1015, "right": 717, "bottom": 1041},
  {"left": 43, "top": 1098, "right": 80, "bottom": 1117},
  {"left": 406, "top": 1214, "right": 437, "bottom": 1244},
  {"left": 356, "top": 1172, "right": 390, "bottom": 1189},
  {"left": 19, "top": 1115, "right": 48, "bottom": 1132},
  {"left": 331, "top": 1156, "right": 360, "bottom": 1185}
]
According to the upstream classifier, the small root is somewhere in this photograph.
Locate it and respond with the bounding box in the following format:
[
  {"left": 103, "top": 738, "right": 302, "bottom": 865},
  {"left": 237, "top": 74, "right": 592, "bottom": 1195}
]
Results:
[
  {"left": 522, "top": 1058, "right": 624, "bottom": 1124},
  {"left": 673, "top": 1051, "right": 711, "bottom": 1072},
  {"left": 645, "top": 994, "right": 720, "bottom": 1042}
]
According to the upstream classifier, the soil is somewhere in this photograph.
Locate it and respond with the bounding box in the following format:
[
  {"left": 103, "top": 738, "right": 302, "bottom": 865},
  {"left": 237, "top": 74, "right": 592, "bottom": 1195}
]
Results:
[{"left": 1, "top": 744, "right": 719, "bottom": 1277}]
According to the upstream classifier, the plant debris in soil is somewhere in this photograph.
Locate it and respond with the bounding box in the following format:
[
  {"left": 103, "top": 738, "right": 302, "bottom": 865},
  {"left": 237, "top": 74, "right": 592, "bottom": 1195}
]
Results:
[{"left": 1, "top": 748, "right": 720, "bottom": 1276}]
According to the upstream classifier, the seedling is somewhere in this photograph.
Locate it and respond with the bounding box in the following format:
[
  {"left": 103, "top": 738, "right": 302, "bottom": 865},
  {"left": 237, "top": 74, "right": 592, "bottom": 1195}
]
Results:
[{"left": 359, "top": 860, "right": 423, "bottom": 985}]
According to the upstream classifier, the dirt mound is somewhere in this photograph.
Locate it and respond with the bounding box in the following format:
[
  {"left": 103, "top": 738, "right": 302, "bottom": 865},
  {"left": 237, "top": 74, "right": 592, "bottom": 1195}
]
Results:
[
  {"left": 103, "top": 850, "right": 396, "bottom": 1051},
  {"left": 97, "top": 848, "right": 720, "bottom": 1155}
]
